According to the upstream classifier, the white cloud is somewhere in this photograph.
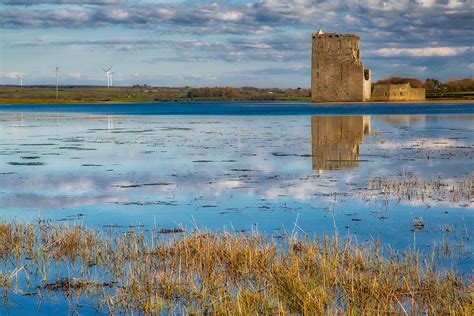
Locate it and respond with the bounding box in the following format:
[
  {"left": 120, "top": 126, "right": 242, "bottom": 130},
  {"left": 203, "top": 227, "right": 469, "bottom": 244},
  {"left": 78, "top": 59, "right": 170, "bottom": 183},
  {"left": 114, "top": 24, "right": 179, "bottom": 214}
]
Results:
[
  {"left": 68, "top": 72, "right": 82, "bottom": 79},
  {"left": 371, "top": 46, "right": 472, "bottom": 57},
  {"left": 0, "top": 71, "right": 23, "bottom": 79},
  {"left": 1, "top": 0, "right": 124, "bottom": 5},
  {"left": 106, "top": 9, "right": 130, "bottom": 21},
  {"left": 215, "top": 11, "right": 243, "bottom": 22},
  {"left": 378, "top": 138, "right": 468, "bottom": 150}
]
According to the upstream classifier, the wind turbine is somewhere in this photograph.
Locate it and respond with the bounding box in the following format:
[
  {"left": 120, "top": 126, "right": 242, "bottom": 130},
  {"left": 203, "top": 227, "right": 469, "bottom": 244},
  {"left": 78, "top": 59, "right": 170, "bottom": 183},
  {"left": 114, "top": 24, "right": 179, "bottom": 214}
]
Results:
[
  {"left": 102, "top": 66, "right": 112, "bottom": 87},
  {"left": 17, "top": 74, "right": 23, "bottom": 87},
  {"left": 109, "top": 72, "right": 115, "bottom": 87},
  {"left": 55, "top": 66, "right": 59, "bottom": 99}
]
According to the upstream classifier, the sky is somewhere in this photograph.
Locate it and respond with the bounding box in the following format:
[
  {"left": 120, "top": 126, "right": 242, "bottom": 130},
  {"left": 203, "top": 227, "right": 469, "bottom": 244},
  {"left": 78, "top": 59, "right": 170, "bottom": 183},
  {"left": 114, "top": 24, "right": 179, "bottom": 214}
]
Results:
[{"left": 0, "top": 0, "right": 473, "bottom": 88}]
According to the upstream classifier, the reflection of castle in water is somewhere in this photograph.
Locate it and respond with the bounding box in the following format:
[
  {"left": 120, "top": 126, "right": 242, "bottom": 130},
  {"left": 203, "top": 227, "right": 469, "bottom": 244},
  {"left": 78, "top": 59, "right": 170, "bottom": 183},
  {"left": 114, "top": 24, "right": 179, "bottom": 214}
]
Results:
[{"left": 311, "top": 116, "right": 371, "bottom": 171}]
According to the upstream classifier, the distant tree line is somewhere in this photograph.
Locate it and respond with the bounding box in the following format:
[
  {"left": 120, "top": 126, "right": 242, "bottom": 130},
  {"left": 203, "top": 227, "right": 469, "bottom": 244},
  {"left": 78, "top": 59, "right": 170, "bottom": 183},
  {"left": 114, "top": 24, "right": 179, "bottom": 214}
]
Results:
[
  {"left": 376, "top": 76, "right": 474, "bottom": 93},
  {"left": 186, "top": 87, "right": 310, "bottom": 100}
]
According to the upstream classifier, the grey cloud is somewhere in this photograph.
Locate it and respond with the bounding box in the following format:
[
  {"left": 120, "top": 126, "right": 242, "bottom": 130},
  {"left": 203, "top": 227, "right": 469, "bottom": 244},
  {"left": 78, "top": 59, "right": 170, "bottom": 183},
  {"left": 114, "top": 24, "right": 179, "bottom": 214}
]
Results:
[
  {"left": 0, "top": 0, "right": 125, "bottom": 5},
  {"left": 14, "top": 38, "right": 164, "bottom": 48},
  {"left": 16, "top": 33, "right": 311, "bottom": 63},
  {"left": 143, "top": 34, "right": 311, "bottom": 63},
  {"left": 1, "top": 0, "right": 473, "bottom": 78},
  {"left": 1, "top": 0, "right": 472, "bottom": 48},
  {"left": 233, "top": 65, "right": 310, "bottom": 76}
]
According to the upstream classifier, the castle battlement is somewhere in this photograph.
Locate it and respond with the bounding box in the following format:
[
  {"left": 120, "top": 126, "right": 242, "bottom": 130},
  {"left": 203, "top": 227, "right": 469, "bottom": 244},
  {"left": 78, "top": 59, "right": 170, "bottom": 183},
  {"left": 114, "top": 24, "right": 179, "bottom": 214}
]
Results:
[{"left": 311, "top": 30, "right": 371, "bottom": 102}]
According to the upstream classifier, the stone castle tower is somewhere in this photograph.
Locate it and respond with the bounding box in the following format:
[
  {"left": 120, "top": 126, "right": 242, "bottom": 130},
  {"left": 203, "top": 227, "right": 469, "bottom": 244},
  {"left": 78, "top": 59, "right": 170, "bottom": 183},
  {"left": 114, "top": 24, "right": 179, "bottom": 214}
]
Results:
[{"left": 311, "top": 30, "right": 371, "bottom": 102}]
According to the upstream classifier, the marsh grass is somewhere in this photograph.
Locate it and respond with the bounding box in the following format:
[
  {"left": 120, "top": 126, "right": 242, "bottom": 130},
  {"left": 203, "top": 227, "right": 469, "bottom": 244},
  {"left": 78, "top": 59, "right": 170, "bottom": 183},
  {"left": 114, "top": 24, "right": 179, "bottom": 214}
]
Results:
[
  {"left": 0, "top": 222, "right": 471, "bottom": 314},
  {"left": 367, "top": 173, "right": 473, "bottom": 205}
]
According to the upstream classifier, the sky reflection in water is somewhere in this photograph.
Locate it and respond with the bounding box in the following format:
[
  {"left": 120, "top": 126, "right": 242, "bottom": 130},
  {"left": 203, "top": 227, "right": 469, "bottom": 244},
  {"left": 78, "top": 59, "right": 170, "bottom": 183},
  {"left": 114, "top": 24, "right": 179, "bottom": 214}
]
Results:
[{"left": 0, "top": 112, "right": 472, "bottom": 270}]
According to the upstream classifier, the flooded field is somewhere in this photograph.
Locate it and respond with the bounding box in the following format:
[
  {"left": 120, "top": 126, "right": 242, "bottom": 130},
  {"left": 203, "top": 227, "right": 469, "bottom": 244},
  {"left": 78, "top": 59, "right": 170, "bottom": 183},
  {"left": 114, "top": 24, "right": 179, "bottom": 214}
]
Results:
[{"left": 0, "top": 102, "right": 472, "bottom": 314}]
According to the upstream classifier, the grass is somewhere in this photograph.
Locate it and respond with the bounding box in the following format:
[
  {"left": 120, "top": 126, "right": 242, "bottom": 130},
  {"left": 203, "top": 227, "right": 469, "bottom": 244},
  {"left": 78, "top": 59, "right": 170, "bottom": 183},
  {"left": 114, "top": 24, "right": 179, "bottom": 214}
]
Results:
[
  {"left": 0, "top": 86, "right": 311, "bottom": 104},
  {"left": 367, "top": 173, "right": 473, "bottom": 205},
  {"left": 0, "top": 86, "right": 182, "bottom": 104},
  {"left": 0, "top": 222, "right": 471, "bottom": 314}
]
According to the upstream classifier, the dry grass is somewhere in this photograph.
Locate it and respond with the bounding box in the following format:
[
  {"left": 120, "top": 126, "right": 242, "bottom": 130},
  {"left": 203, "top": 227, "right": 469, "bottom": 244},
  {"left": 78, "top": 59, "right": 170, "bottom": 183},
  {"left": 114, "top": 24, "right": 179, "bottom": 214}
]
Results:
[{"left": 0, "top": 222, "right": 471, "bottom": 314}]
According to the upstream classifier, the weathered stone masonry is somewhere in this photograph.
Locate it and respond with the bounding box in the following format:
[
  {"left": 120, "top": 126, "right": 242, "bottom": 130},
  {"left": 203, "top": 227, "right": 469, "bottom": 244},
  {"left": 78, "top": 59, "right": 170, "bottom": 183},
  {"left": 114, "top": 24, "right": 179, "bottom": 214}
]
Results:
[
  {"left": 311, "top": 30, "right": 371, "bottom": 102},
  {"left": 371, "top": 83, "right": 425, "bottom": 101}
]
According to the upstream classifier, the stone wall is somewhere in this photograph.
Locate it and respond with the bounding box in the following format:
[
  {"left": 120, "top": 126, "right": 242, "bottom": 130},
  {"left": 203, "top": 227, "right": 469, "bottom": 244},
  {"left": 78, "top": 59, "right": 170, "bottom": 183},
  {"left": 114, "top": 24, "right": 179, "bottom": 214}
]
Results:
[
  {"left": 311, "top": 31, "right": 371, "bottom": 102},
  {"left": 371, "top": 83, "right": 425, "bottom": 101}
]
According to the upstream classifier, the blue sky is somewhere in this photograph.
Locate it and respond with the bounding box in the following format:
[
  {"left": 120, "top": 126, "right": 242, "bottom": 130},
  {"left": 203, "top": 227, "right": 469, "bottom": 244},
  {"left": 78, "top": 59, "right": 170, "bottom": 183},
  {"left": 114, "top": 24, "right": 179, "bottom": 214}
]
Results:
[{"left": 0, "top": 0, "right": 473, "bottom": 87}]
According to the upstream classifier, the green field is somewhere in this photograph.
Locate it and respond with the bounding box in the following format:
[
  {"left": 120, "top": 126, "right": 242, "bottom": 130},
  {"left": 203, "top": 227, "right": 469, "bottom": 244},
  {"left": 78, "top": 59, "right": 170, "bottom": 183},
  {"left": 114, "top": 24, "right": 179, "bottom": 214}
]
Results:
[
  {"left": 426, "top": 91, "right": 474, "bottom": 99},
  {"left": 1, "top": 86, "right": 472, "bottom": 104},
  {"left": 0, "top": 86, "right": 311, "bottom": 104}
]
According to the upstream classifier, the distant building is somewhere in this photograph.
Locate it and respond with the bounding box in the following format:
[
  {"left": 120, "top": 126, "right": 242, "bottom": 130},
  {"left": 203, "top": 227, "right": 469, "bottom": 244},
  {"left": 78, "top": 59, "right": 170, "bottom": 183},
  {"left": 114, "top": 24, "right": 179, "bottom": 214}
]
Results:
[
  {"left": 311, "top": 115, "right": 371, "bottom": 172},
  {"left": 371, "top": 83, "right": 425, "bottom": 101},
  {"left": 311, "top": 30, "right": 371, "bottom": 102}
]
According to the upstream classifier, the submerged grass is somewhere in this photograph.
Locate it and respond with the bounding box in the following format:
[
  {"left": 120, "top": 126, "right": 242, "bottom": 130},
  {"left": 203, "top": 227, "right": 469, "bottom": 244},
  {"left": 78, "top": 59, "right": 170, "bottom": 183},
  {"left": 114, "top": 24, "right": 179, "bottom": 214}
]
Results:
[
  {"left": 367, "top": 173, "right": 473, "bottom": 205},
  {"left": 0, "top": 222, "right": 471, "bottom": 314}
]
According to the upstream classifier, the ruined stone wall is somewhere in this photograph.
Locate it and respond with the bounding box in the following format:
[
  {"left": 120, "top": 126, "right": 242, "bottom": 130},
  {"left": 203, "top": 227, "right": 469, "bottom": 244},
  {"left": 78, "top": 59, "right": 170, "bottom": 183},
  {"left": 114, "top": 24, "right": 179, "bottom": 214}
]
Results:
[
  {"left": 407, "top": 87, "right": 426, "bottom": 101},
  {"left": 371, "top": 83, "right": 425, "bottom": 101},
  {"left": 371, "top": 84, "right": 391, "bottom": 101},
  {"left": 311, "top": 32, "right": 371, "bottom": 102},
  {"left": 363, "top": 69, "right": 372, "bottom": 101}
]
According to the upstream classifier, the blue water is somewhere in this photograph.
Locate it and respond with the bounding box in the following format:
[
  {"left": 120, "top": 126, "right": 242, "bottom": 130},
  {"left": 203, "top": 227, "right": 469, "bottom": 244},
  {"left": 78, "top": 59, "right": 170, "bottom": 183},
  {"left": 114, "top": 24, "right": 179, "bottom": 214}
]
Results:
[
  {"left": 0, "top": 102, "right": 472, "bottom": 314},
  {"left": 1, "top": 101, "right": 473, "bottom": 115}
]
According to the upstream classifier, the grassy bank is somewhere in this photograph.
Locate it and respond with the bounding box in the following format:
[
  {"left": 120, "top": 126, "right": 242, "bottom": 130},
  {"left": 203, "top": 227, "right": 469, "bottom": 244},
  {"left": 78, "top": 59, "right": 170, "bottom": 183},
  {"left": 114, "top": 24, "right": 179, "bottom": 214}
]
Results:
[
  {"left": 0, "top": 222, "right": 471, "bottom": 314},
  {"left": 0, "top": 86, "right": 311, "bottom": 104}
]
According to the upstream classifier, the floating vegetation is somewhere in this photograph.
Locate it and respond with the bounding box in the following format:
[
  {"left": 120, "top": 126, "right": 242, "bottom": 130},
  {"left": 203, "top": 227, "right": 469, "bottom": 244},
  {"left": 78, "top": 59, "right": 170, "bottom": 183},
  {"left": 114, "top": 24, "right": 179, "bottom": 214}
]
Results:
[
  {"left": 7, "top": 161, "right": 45, "bottom": 166},
  {"left": 58, "top": 146, "right": 97, "bottom": 151},
  {"left": 367, "top": 173, "right": 473, "bottom": 205},
  {"left": 412, "top": 217, "right": 425, "bottom": 231},
  {"left": 271, "top": 152, "right": 312, "bottom": 157},
  {"left": 111, "top": 129, "right": 154, "bottom": 134},
  {"left": 157, "top": 227, "right": 185, "bottom": 234},
  {"left": 0, "top": 222, "right": 470, "bottom": 314},
  {"left": 115, "top": 184, "right": 142, "bottom": 188},
  {"left": 20, "top": 143, "right": 56, "bottom": 146},
  {"left": 142, "top": 182, "right": 173, "bottom": 186},
  {"left": 160, "top": 127, "right": 192, "bottom": 131},
  {"left": 114, "top": 201, "right": 177, "bottom": 206}
]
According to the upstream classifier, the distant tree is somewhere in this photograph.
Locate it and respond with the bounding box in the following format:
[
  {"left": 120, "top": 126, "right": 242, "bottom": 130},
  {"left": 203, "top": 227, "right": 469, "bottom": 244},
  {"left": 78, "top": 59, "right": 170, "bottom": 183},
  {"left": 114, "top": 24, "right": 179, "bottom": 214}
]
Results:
[
  {"left": 187, "top": 87, "right": 242, "bottom": 99},
  {"left": 443, "top": 77, "right": 474, "bottom": 92},
  {"left": 424, "top": 78, "right": 442, "bottom": 93}
]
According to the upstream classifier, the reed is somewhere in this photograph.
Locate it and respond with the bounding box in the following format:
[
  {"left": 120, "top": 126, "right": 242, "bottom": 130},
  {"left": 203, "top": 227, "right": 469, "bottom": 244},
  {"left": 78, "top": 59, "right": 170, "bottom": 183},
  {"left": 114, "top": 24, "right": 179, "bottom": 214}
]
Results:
[
  {"left": 0, "top": 222, "right": 471, "bottom": 314},
  {"left": 367, "top": 173, "right": 473, "bottom": 205}
]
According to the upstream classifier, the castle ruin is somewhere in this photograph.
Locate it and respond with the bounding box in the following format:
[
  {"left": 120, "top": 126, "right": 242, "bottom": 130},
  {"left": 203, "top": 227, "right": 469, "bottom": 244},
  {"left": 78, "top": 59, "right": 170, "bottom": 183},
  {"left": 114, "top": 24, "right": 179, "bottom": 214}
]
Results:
[
  {"left": 371, "top": 83, "right": 425, "bottom": 101},
  {"left": 311, "top": 30, "right": 371, "bottom": 102}
]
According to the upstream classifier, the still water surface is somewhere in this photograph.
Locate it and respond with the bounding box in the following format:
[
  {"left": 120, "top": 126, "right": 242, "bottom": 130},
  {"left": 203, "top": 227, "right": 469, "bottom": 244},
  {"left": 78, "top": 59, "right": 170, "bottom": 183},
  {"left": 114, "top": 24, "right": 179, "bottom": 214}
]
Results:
[{"left": 0, "top": 102, "right": 472, "bottom": 271}]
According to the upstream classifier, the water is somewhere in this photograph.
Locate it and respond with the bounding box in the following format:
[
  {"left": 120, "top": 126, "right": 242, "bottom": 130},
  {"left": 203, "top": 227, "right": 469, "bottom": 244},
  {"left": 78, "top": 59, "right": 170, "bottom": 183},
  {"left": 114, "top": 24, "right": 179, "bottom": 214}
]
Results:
[
  {"left": 1, "top": 101, "right": 473, "bottom": 115},
  {"left": 0, "top": 101, "right": 473, "bottom": 313}
]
